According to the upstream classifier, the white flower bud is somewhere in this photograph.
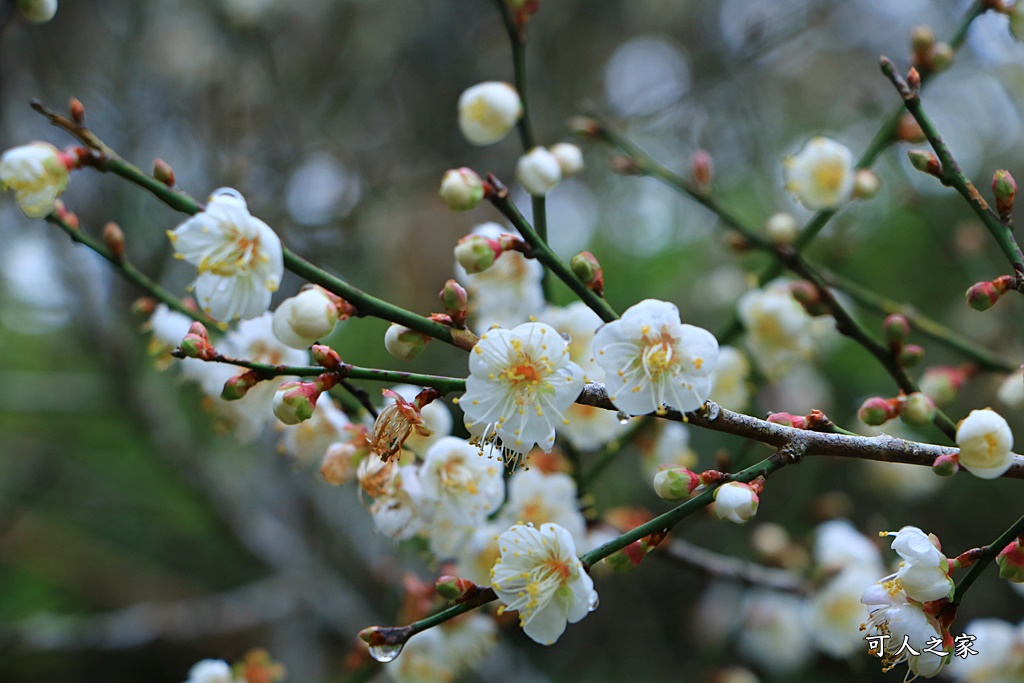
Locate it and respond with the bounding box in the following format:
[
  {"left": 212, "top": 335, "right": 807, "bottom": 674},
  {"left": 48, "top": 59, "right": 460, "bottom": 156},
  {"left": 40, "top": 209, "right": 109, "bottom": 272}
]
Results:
[
  {"left": 0, "top": 142, "right": 70, "bottom": 217},
  {"left": 765, "top": 212, "right": 798, "bottom": 246},
  {"left": 997, "top": 368, "right": 1024, "bottom": 408},
  {"left": 439, "top": 167, "right": 484, "bottom": 211},
  {"left": 956, "top": 408, "right": 1014, "bottom": 479},
  {"left": 516, "top": 147, "right": 563, "bottom": 196},
  {"left": 458, "top": 82, "right": 523, "bottom": 146},
  {"left": 713, "top": 482, "right": 759, "bottom": 524},
  {"left": 185, "top": 659, "right": 233, "bottom": 683},
  {"left": 17, "top": 0, "right": 57, "bottom": 23},
  {"left": 384, "top": 324, "right": 430, "bottom": 361},
  {"left": 272, "top": 286, "right": 340, "bottom": 349},
  {"left": 549, "top": 143, "right": 584, "bottom": 178}
]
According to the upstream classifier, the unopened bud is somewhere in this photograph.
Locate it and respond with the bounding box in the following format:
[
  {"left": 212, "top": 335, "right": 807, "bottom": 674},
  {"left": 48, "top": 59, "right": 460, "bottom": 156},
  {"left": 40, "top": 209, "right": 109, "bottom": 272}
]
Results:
[
  {"left": 691, "top": 149, "right": 713, "bottom": 193},
  {"left": 932, "top": 452, "right": 960, "bottom": 477},
  {"left": 102, "top": 222, "right": 125, "bottom": 261},
  {"left": 384, "top": 324, "right": 431, "bottom": 361},
  {"left": 966, "top": 281, "right": 1001, "bottom": 311},
  {"left": 570, "top": 250, "right": 604, "bottom": 296},
  {"left": 919, "top": 366, "right": 965, "bottom": 406},
  {"left": 69, "top": 98, "right": 85, "bottom": 123},
  {"left": 898, "top": 343, "right": 925, "bottom": 367},
  {"left": 440, "top": 279, "right": 468, "bottom": 327},
  {"left": 152, "top": 158, "right": 175, "bottom": 187},
  {"left": 454, "top": 234, "right": 501, "bottom": 274},
  {"left": 221, "top": 370, "right": 262, "bottom": 401},
  {"left": 900, "top": 392, "right": 936, "bottom": 426},
  {"left": 767, "top": 412, "right": 809, "bottom": 429},
  {"left": 603, "top": 531, "right": 667, "bottom": 573},
  {"left": 993, "top": 170, "right": 1016, "bottom": 220},
  {"left": 608, "top": 155, "right": 640, "bottom": 175},
  {"left": 997, "top": 539, "right": 1024, "bottom": 583},
  {"left": 549, "top": 143, "right": 585, "bottom": 178},
  {"left": 906, "top": 67, "right": 921, "bottom": 91},
  {"left": 439, "top": 167, "right": 484, "bottom": 211},
  {"left": 435, "top": 575, "right": 480, "bottom": 602},
  {"left": 312, "top": 344, "right": 343, "bottom": 371},
  {"left": 567, "top": 115, "right": 601, "bottom": 140},
  {"left": 908, "top": 149, "right": 940, "bottom": 176},
  {"left": 132, "top": 297, "right": 157, "bottom": 316},
  {"left": 927, "top": 43, "right": 954, "bottom": 72},
  {"left": 853, "top": 169, "right": 880, "bottom": 200},
  {"left": 883, "top": 313, "right": 911, "bottom": 348},
  {"left": 789, "top": 280, "right": 828, "bottom": 316},
  {"left": 273, "top": 377, "right": 336, "bottom": 426},
  {"left": 858, "top": 396, "right": 897, "bottom": 426},
  {"left": 765, "top": 212, "right": 798, "bottom": 246},
  {"left": 653, "top": 466, "right": 702, "bottom": 501},
  {"left": 911, "top": 26, "right": 936, "bottom": 55},
  {"left": 896, "top": 113, "right": 926, "bottom": 143},
  {"left": 179, "top": 322, "right": 216, "bottom": 360}
]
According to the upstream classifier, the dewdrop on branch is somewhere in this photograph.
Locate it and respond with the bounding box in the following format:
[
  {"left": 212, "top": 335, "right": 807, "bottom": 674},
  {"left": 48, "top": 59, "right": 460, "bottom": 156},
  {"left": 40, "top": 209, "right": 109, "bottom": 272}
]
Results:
[
  {"left": 439, "top": 167, "right": 485, "bottom": 211},
  {"left": 16, "top": 0, "right": 57, "bottom": 23},
  {"left": 782, "top": 136, "right": 855, "bottom": 210},
  {"left": 384, "top": 324, "right": 431, "bottom": 361},
  {"left": 956, "top": 408, "right": 1014, "bottom": 479},
  {"left": 0, "top": 142, "right": 73, "bottom": 218},
  {"left": 458, "top": 82, "right": 523, "bottom": 146},
  {"left": 516, "top": 147, "right": 562, "bottom": 196}
]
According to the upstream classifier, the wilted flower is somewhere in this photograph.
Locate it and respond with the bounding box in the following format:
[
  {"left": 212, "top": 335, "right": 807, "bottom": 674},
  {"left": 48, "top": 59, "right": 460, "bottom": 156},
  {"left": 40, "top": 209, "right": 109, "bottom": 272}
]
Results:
[{"left": 370, "top": 389, "right": 434, "bottom": 461}]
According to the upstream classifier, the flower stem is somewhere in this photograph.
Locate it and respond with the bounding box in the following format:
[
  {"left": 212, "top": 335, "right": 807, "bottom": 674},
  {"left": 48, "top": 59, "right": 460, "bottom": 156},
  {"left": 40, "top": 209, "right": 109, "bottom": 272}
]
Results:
[
  {"left": 951, "top": 511, "right": 1024, "bottom": 607},
  {"left": 488, "top": 176, "right": 619, "bottom": 322}
]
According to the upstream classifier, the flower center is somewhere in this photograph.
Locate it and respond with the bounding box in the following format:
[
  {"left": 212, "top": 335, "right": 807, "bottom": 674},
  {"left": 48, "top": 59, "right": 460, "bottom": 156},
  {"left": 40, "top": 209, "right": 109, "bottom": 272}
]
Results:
[
  {"left": 983, "top": 432, "right": 999, "bottom": 458},
  {"left": 639, "top": 328, "right": 678, "bottom": 379},
  {"left": 813, "top": 161, "right": 846, "bottom": 192}
]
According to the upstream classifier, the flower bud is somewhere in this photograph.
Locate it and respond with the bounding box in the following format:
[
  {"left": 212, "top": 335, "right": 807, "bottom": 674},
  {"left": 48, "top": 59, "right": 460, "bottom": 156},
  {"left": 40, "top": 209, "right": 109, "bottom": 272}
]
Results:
[
  {"left": 604, "top": 531, "right": 667, "bottom": 573},
  {"left": 882, "top": 313, "right": 911, "bottom": 348},
  {"left": 765, "top": 212, "right": 797, "bottom": 246},
  {"left": 567, "top": 115, "right": 602, "bottom": 139},
  {"left": 458, "top": 82, "right": 522, "bottom": 146},
  {"left": 69, "top": 98, "right": 85, "bottom": 124},
  {"left": 906, "top": 67, "right": 921, "bottom": 91},
  {"left": 908, "top": 149, "right": 941, "bottom": 177},
  {"left": 516, "top": 147, "right": 562, "bottom": 196},
  {"left": 570, "top": 250, "right": 604, "bottom": 296},
  {"left": 691, "top": 149, "right": 713, "bottom": 193},
  {"left": 16, "top": 0, "right": 57, "bottom": 23},
  {"left": 608, "top": 155, "right": 640, "bottom": 175},
  {"left": 153, "top": 158, "right": 175, "bottom": 187},
  {"left": 789, "top": 280, "right": 828, "bottom": 316},
  {"left": 132, "top": 297, "right": 157, "bottom": 316},
  {"left": 910, "top": 26, "right": 935, "bottom": 54},
  {"left": 920, "top": 366, "right": 965, "bottom": 407},
  {"left": 549, "top": 143, "right": 584, "bottom": 178},
  {"left": 435, "top": 575, "right": 480, "bottom": 602},
  {"left": 439, "top": 279, "right": 468, "bottom": 327},
  {"left": 653, "top": 466, "right": 702, "bottom": 500},
  {"left": 221, "top": 370, "right": 262, "bottom": 401},
  {"left": 900, "top": 392, "right": 936, "bottom": 426},
  {"left": 898, "top": 343, "right": 925, "bottom": 368},
  {"left": 966, "top": 281, "right": 1001, "bottom": 311},
  {"left": 713, "top": 482, "right": 759, "bottom": 525},
  {"left": 454, "top": 234, "right": 501, "bottom": 274},
  {"left": 179, "top": 322, "right": 216, "bottom": 360},
  {"left": 439, "top": 167, "right": 484, "bottom": 211},
  {"left": 102, "top": 221, "right": 125, "bottom": 261},
  {"left": 853, "top": 169, "right": 880, "bottom": 199},
  {"left": 273, "top": 286, "right": 341, "bottom": 349},
  {"left": 997, "top": 368, "right": 1024, "bottom": 408},
  {"left": 311, "top": 344, "right": 343, "bottom": 371},
  {"left": 384, "top": 324, "right": 431, "bottom": 361},
  {"left": 927, "top": 43, "right": 954, "bottom": 72},
  {"left": 956, "top": 408, "right": 1014, "bottom": 479},
  {"left": 273, "top": 380, "right": 325, "bottom": 425},
  {"left": 0, "top": 142, "right": 72, "bottom": 218},
  {"left": 858, "top": 396, "right": 897, "bottom": 426},
  {"left": 766, "top": 412, "right": 808, "bottom": 429},
  {"left": 896, "top": 113, "right": 926, "bottom": 143},
  {"left": 997, "top": 539, "right": 1024, "bottom": 583},
  {"left": 931, "top": 452, "right": 960, "bottom": 477},
  {"left": 993, "top": 170, "right": 1016, "bottom": 219}
]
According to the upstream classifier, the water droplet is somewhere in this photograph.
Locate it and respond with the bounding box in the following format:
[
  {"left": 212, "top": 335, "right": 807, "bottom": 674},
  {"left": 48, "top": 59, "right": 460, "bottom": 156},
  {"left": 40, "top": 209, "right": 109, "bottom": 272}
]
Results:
[
  {"left": 616, "top": 411, "right": 630, "bottom": 424},
  {"left": 368, "top": 642, "right": 404, "bottom": 663},
  {"left": 588, "top": 592, "right": 600, "bottom": 612}
]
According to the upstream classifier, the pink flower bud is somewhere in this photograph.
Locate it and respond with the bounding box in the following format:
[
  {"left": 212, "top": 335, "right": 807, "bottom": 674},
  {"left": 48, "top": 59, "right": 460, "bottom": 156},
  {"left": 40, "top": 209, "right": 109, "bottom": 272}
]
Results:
[
  {"left": 435, "top": 575, "right": 480, "bottom": 601},
  {"left": 931, "top": 452, "right": 960, "bottom": 477},
  {"left": 653, "top": 466, "right": 702, "bottom": 500},
  {"left": 997, "top": 539, "right": 1024, "bottom": 583},
  {"left": 920, "top": 366, "right": 966, "bottom": 406},
  {"left": 691, "top": 149, "right": 713, "bottom": 192},
  {"left": 604, "top": 530, "right": 667, "bottom": 573},
  {"left": 882, "top": 313, "right": 911, "bottom": 348},
  {"left": 311, "top": 344, "right": 343, "bottom": 371},
  {"left": 966, "top": 281, "right": 1001, "bottom": 311},
  {"left": 454, "top": 234, "right": 502, "bottom": 274},
  {"left": 906, "top": 67, "right": 922, "bottom": 91},
  {"left": 102, "top": 221, "right": 125, "bottom": 261},
  {"left": 439, "top": 279, "right": 468, "bottom": 328},
  {"left": 993, "top": 170, "right": 1016, "bottom": 219},
  {"left": 69, "top": 98, "right": 85, "bottom": 124},
  {"left": 221, "top": 370, "right": 262, "bottom": 401},
  {"left": 179, "top": 322, "right": 216, "bottom": 360},
  {"left": 858, "top": 396, "right": 897, "bottom": 426},
  {"left": 570, "top": 250, "right": 604, "bottom": 296},
  {"left": 153, "top": 158, "right": 175, "bottom": 187},
  {"left": 273, "top": 375, "right": 338, "bottom": 425},
  {"left": 767, "top": 412, "right": 809, "bottom": 429},
  {"left": 898, "top": 343, "right": 925, "bottom": 368}
]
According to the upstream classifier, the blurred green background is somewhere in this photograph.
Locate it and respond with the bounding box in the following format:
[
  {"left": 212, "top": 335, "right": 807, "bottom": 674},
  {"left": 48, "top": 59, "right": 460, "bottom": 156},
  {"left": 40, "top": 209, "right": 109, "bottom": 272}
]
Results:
[{"left": 2, "top": 0, "right": 1024, "bottom": 681}]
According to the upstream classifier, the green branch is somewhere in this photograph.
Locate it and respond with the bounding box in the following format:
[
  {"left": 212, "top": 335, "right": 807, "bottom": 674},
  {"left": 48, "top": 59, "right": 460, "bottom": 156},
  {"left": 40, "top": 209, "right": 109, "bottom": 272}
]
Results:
[{"left": 952, "top": 511, "right": 1024, "bottom": 607}]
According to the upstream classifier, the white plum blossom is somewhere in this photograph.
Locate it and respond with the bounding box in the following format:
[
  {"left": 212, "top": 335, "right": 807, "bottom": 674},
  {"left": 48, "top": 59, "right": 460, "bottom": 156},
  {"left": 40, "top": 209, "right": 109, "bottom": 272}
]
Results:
[
  {"left": 946, "top": 618, "right": 1024, "bottom": 682},
  {"left": 418, "top": 436, "right": 505, "bottom": 558},
  {"left": 813, "top": 519, "right": 883, "bottom": 573},
  {"left": 271, "top": 286, "right": 340, "bottom": 349},
  {"left": 461, "top": 322, "right": 584, "bottom": 455},
  {"left": 861, "top": 582, "right": 947, "bottom": 679},
  {"left": 709, "top": 345, "right": 751, "bottom": 412},
  {"left": 184, "top": 659, "right": 233, "bottom": 683},
  {"left": 809, "top": 565, "right": 883, "bottom": 658},
  {"left": 956, "top": 408, "right": 1015, "bottom": 480},
  {"left": 358, "top": 458, "right": 426, "bottom": 540},
  {"left": 736, "top": 591, "right": 814, "bottom": 675},
  {"left": 168, "top": 188, "right": 283, "bottom": 321},
  {"left": 452, "top": 522, "right": 504, "bottom": 586},
  {"left": 144, "top": 303, "right": 194, "bottom": 365},
  {"left": 516, "top": 147, "right": 563, "bottom": 196},
  {"left": 713, "top": 482, "right": 759, "bottom": 524},
  {"left": 783, "top": 136, "right": 855, "bottom": 210},
  {"left": 458, "top": 82, "right": 523, "bottom": 146},
  {"left": 0, "top": 142, "right": 70, "bottom": 217},
  {"left": 736, "top": 281, "right": 815, "bottom": 381},
  {"left": 500, "top": 469, "right": 587, "bottom": 547},
  {"left": 491, "top": 522, "right": 598, "bottom": 645},
  {"left": 593, "top": 299, "right": 719, "bottom": 416},
  {"left": 882, "top": 526, "right": 954, "bottom": 603}
]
